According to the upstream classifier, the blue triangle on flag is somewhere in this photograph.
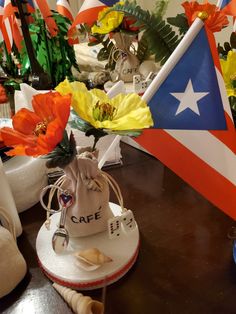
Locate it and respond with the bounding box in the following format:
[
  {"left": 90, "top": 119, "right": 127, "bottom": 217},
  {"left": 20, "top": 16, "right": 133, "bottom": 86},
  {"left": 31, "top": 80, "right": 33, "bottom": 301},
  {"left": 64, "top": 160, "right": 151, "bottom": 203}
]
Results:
[
  {"left": 101, "top": 0, "right": 118, "bottom": 6},
  {"left": 220, "top": 0, "right": 231, "bottom": 9},
  {"left": 149, "top": 27, "right": 227, "bottom": 130}
]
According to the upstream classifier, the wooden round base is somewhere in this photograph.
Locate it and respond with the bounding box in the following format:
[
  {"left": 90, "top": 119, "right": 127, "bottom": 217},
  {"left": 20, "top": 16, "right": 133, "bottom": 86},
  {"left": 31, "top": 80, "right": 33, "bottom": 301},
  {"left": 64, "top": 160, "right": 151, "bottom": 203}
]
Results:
[{"left": 36, "top": 202, "right": 139, "bottom": 290}]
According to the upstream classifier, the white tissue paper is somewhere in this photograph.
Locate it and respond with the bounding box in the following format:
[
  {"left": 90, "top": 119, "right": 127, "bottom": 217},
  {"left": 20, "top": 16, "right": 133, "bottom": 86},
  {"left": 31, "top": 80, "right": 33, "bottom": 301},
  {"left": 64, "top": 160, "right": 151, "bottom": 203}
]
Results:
[
  {"left": 3, "top": 156, "right": 48, "bottom": 213},
  {"left": 0, "top": 158, "right": 22, "bottom": 236}
]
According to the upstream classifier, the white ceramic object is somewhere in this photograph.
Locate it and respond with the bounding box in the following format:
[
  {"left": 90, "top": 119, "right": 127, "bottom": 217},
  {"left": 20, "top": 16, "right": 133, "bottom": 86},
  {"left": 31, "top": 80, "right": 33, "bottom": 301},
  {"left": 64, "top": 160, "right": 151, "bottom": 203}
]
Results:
[
  {"left": 36, "top": 203, "right": 139, "bottom": 290},
  {"left": 138, "top": 60, "right": 160, "bottom": 79},
  {"left": 3, "top": 156, "right": 48, "bottom": 212},
  {"left": 0, "top": 159, "right": 22, "bottom": 236}
]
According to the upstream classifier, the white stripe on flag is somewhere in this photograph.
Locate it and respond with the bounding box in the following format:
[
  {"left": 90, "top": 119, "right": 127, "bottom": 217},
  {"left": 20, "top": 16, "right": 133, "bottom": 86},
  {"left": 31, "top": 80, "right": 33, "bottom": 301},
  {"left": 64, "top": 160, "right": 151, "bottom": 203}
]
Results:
[
  {"left": 166, "top": 128, "right": 236, "bottom": 185},
  {"left": 79, "top": 0, "right": 105, "bottom": 12},
  {"left": 57, "top": 0, "right": 72, "bottom": 12}
]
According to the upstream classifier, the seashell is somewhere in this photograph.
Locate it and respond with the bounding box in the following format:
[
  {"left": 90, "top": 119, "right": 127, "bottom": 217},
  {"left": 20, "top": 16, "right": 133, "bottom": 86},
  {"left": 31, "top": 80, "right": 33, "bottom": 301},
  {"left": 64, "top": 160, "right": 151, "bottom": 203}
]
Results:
[
  {"left": 52, "top": 283, "right": 104, "bottom": 314},
  {"left": 74, "top": 248, "right": 112, "bottom": 271}
]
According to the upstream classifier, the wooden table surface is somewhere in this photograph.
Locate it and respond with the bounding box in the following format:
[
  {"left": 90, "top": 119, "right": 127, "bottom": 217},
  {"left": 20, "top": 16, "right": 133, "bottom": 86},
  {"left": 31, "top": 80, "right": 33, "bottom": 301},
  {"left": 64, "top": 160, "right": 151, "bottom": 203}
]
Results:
[{"left": 1, "top": 142, "right": 236, "bottom": 314}]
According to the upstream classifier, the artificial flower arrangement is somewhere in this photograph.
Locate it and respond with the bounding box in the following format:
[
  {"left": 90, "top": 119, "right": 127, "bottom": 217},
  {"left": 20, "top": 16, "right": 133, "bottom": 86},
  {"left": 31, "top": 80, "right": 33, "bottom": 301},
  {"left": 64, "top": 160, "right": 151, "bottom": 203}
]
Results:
[
  {"left": 218, "top": 35, "right": 236, "bottom": 125},
  {"left": 0, "top": 79, "right": 153, "bottom": 239},
  {"left": 86, "top": 0, "right": 180, "bottom": 81},
  {"left": 0, "top": 3, "right": 79, "bottom": 93}
]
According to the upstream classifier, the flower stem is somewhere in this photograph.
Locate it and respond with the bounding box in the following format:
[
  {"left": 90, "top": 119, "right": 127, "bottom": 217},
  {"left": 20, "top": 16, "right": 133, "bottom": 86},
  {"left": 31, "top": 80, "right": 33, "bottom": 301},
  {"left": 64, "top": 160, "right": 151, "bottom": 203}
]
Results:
[{"left": 92, "top": 137, "right": 99, "bottom": 151}]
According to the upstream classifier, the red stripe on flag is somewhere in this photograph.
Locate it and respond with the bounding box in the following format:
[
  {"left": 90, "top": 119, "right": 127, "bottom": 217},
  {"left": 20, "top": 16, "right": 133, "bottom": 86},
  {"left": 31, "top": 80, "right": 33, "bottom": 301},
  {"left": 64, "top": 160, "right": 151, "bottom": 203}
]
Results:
[
  {"left": 210, "top": 113, "right": 236, "bottom": 154},
  {"left": 206, "top": 26, "right": 222, "bottom": 73},
  {"left": 1, "top": 21, "right": 12, "bottom": 52},
  {"left": 205, "top": 27, "right": 236, "bottom": 154},
  {"left": 135, "top": 129, "right": 236, "bottom": 220},
  {"left": 57, "top": 4, "right": 73, "bottom": 21},
  {"left": 3, "top": 2, "right": 15, "bottom": 19},
  {"left": 11, "top": 17, "right": 23, "bottom": 51},
  {"left": 35, "top": 0, "right": 58, "bottom": 37},
  {"left": 71, "top": 5, "right": 106, "bottom": 27},
  {"left": 221, "top": 0, "right": 236, "bottom": 16}
]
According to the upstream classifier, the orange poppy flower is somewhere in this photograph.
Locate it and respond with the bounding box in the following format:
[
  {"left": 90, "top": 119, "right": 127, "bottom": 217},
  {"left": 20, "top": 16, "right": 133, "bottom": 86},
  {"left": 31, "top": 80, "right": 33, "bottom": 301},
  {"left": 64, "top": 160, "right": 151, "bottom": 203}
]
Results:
[
  {"left": 0, "top": 91, "right": 71, "bottom": 157},
  {"left": 182, "top": 1, "right": 229, "bottom": 32}
]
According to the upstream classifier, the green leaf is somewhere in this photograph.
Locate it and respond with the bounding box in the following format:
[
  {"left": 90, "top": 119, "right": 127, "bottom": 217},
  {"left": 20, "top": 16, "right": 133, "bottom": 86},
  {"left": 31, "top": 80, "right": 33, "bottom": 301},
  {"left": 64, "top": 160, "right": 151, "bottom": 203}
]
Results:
[
  {"left": 167, "top": 14, "right": 189, "bottom": 35},
  {"left": 230, "top": 32, "right": 236, "bottom": 49},
  {"left": 108, "top": 129, "right": 142, "bottom": 137},
  {"left": 104, "top": 0, "right": 180, "bottom": 64},
  {"left": 154, "top": 0, "right": 170, "bottom": 18},
  {"left": 45, "top": 131, "right": 77, "bottom": 168}
]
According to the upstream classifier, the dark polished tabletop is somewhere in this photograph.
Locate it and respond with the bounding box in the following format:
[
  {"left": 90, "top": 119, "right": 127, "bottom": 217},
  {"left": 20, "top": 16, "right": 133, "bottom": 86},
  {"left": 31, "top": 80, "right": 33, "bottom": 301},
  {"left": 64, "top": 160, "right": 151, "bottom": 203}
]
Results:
[{"left": 1, "top": 142, "right": 236, "bottom": 314}]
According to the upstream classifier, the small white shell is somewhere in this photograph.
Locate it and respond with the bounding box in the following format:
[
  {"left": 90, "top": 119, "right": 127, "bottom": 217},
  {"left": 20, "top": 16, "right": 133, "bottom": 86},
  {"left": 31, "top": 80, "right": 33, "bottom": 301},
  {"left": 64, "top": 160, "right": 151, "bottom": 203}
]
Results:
[
  {"left": 53, "top": 283, "right": 104, "bottom": 314},
  {"left": 74, "top": 248, "right": 112, "bottom": 271}
]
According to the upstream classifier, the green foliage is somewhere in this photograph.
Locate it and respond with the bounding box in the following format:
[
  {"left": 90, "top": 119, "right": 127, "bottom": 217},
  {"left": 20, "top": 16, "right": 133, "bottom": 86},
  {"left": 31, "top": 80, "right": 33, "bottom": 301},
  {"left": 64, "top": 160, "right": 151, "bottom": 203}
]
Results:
[
  {"left": 136, "top": 36, "right": 150, "bottom": 63},
  {"left": 217, "top": 33, "right": 236, "bottom": 59},
  {"left": 20, "top": 11, "right": 80, "bottom": 87},
  {"left": 0, "top": 43, "right": 22, "bottom": 78},
  {"left": 167, "top": 13, "right": 189, "bottom": 36},
  {"left": 45, "top": 131, "right": 77, "bottom": 168},
  {"left": 229, "top": 96, "right": 236, "bottom": 126},
  {"left": 88, "top": 34, "right": 116, "bottom": 70},
  {"left": 154, "top": 0, "right": 169, "bottom": 18},
  {"left": 104, "top": 1, "right": 180, "bottom": 65}
]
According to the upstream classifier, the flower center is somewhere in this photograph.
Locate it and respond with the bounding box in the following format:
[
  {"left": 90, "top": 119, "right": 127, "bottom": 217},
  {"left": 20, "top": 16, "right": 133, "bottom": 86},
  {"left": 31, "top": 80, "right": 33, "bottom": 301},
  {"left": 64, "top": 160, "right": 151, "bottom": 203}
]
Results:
[
  {"left": 230, "top": 73, "right": 236, "bottom": 88},
  {"left": 33, "top": 121, "right": 47, "bottom": 136},
  {"left": 93, "top": 101, "right": 116, "bottom": 122}
]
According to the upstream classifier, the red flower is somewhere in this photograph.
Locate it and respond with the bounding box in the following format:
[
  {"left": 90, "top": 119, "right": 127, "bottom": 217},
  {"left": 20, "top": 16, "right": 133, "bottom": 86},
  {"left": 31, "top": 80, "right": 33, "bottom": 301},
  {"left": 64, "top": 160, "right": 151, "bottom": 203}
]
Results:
[
  {"left": 122, "top": 17, "right": 139, "bottom": 32},
  {"left": 0, "top": 92, "right": 71, "bottom": 157},
  {"left": 182, "top": 1, "right": 229, "bottom": 32}
]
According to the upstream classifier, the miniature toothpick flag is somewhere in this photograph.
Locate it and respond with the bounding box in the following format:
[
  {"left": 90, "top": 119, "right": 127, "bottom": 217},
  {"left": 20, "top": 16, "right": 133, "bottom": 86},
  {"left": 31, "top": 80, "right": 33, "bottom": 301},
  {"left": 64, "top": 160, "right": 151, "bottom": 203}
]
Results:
[
  {"left": 71, "top": 0, "right": 117, "bottom": 27},
  {"left": 218, "top": 0, "right": 236, "bottom": 16},
  {"left": 134, "top": 13, "right": 236, "bottom": 220},
  {"left": 56, "top": 0, "right": 73, "bottom": 22},
  {"left": 0, "top": 0, "right": 13, "bottom": 52},
  {"left": 30, "top": 0, "right": 58, "bottom": 37}
]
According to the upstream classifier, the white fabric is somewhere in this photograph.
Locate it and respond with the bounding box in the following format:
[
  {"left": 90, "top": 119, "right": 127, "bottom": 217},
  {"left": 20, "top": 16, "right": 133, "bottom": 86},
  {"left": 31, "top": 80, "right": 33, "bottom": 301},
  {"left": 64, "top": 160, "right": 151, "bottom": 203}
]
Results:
[{"left": 0, "top": 207, "right": 27, "bottom": 298}]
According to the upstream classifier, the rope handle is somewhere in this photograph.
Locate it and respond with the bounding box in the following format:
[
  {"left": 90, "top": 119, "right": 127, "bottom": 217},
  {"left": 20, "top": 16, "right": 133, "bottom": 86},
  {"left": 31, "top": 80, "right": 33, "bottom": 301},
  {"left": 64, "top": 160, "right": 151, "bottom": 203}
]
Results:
[
  {"left": 0, "top": 206, "right": 16, "bottom": 240},
  {"left": 101, "top": 171, "right": 126, "bottom": 213},
  {"left": 41, "top": 169, "right": 126, "bottom": 227}
]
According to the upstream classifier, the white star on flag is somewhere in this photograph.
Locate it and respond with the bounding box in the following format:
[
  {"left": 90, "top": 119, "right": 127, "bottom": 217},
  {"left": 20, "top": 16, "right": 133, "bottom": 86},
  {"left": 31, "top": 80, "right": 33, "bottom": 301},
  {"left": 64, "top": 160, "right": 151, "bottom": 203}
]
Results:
[{"left": 171, "top": 79, "right": 209, "bottom": 116}]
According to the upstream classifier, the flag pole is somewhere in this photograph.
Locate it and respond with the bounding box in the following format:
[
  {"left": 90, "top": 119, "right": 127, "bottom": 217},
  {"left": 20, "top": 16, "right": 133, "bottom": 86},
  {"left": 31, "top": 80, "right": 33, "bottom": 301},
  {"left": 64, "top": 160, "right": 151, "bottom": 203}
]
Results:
[
  {"left": 216, "top": 0, "right": 223, "bottom": 9},
  {"left": 98, "top": 17, "right": 205, "bottom": 168},
  {"left": 98, "top": 81, "right": 125, "bottom": 169},
  {"left": 142, "top": 17, "right": 204, "bottom": 103},
  {"left": 12, "top": 0, "right": 52, "bottom": 90}
]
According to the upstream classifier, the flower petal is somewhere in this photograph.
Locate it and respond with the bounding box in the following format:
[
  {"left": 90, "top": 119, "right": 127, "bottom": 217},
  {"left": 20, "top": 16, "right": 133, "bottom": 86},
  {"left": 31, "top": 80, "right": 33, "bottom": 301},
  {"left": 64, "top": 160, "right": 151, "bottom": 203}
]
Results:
[
  {"left": 32, "top": 92, "right": 55, "bottom": 120},
  {"left": 51, "top": 94, "right": 71, "bottom": 129},
  {"left": 0, "top": 127, "right": 36, "bottom": 146},
  {"left": 12, "top": 108, "right": 41, "bottom": 135},
  {"left": 72, "top": 91, "right": 94, "bottom": 124},
  {"left": 94, "top": 106, "right": 153, "bottom": 130},
  {"left": 56, "top": 78, "right": 87, "bottom": 95}
]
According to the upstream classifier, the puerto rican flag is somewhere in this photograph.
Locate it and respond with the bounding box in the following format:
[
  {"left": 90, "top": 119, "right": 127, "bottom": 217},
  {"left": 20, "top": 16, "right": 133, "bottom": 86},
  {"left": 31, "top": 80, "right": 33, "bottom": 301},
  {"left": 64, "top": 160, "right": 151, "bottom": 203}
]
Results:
[
  {"left": 219, "top": 0, "right": 236, "bottom": 16},
  {"left": 26, "top": 0, "right": 35, "bottom": 13},
  {"left": 3, "top": 0, "right": 25, "bottom": 52},
  {"left": 0, "top": 0, "right": 12, "bottom": 52},
  {"left": 27, "top": 0, "right": 58, "bottom": 37},
  {"left": 135, "top": 18, "right": 236, "bottom": 220},
  {"left": 56, "top": 0, "right": 73, "bottom": 22},
  {"left": 72, "top": 0, "right": 117, "bottom": 27}
]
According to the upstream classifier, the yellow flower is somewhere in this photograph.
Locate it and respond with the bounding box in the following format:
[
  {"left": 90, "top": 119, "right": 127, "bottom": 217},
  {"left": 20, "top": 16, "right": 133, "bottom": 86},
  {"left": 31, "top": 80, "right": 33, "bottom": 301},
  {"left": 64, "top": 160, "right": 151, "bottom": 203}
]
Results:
[
  {"left": 71, "top": 88, "right": 153, "bottom": 131},
  {"left": 56, "top": 78, "right": 87, "bottom": 95},
  {"left": 91, "top": 7, "right": 124, "bottom": 34},
  {"left": 220, "top": 50, "right": 236, "bottom": 97}
]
